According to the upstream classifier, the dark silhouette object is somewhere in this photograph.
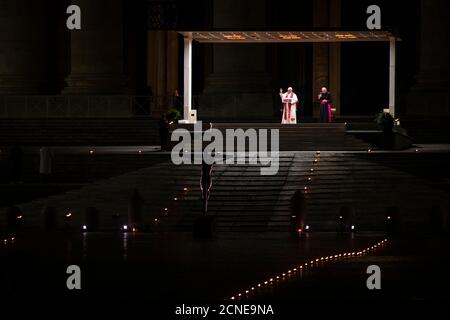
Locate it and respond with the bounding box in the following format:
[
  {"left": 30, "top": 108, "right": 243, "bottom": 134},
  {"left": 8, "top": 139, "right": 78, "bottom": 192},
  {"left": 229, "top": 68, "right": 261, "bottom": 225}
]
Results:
[
  {"left": 159, "top": 114, "right": 170, "bottom": 151},
  {"left": 85, "top": 207, "right": 100, "bottom": 232},
  {"left": 39, "top": 146, "right": 53, "bottom": 183},
  {"left": 6, "top": 206, "right": 23, "bottom": 233},
  {"left": 200, "top": 161, "right": 213, "bottom": 216},
  {"left": 43, "top": 206, "right": 58, "bottom": 232},
  {"left": 194, "top": 161, "right": 216, "bottom": 240},
  {"left": 290, "top": 190, "right": 307, "bottom": 235},
  {"left": 64, "top": 211, "right": 74, "bottom": 232},
  {"left": 382, "top": 113, "right": 395, "bottom": 149},
  {"left": 429, "top": 205, "right": 448, "bottom": 234},
  {"left": 112, "top": 213, "right": 121, "bottom": 231},
  {"left": 385, "top": 206, "right": 401, "bottom": 237},
  {"left": 9, "top": 144, "right": 24, "bottom": 184},
  {"left": 337, "top": 206, "right": 356, "bottom": 233},
  {"left": 173, "top": 88, "right": 183, "bottom": 114},
  {"left": 128, "top": 189, "right": 144, "bottom": 230}
]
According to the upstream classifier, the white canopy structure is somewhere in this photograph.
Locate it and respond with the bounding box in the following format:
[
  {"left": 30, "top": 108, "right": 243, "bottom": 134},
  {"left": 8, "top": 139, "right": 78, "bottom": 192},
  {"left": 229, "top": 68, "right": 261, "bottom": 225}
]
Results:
[{"left": 178, "top": 30, "right": 399, "bottom": 123}]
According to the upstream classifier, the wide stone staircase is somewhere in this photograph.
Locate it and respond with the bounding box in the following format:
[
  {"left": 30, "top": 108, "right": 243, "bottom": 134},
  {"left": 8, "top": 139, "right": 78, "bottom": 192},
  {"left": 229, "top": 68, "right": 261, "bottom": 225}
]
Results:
[
  {"left": 0, "top": 155, "right": 294, "bottom": 233},
  {"left": 2, "top": 151, "right": 449, "bottom": 233},
  {"left": 173, "top": 123, "right": 371, "bottom": 151},
  {"left": 293, "top": 152, "right": 450, "bottom": 231},
  {"left": 0, "top": 151, "right": 170, "bottom": 208}
]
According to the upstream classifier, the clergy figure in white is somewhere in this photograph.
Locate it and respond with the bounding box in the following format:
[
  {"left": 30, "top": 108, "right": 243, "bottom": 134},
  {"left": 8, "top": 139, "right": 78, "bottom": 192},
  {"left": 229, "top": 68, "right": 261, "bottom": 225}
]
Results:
[{"left": 280, "top": 87, "right": 299, "bottom": 124}]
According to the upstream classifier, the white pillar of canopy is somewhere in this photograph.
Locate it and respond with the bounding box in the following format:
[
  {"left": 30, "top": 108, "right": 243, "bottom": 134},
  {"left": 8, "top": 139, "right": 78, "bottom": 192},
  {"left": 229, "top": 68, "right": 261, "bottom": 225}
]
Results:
[
  {"left": 389, "top": 36, "right": 396, "bottom": 117},
  {"left": 179, "top": 33, "right": 194, "bottom": 123}
]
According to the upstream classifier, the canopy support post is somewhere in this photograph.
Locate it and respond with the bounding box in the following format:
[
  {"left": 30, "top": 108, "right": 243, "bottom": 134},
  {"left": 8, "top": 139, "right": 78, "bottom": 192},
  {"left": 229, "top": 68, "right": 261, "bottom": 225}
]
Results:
[
  {"left": 179, "top": 33, "right": 194, "bottom": 123},
  {"left": 389, "top": 36, "right": 396, "bottom": 117}
]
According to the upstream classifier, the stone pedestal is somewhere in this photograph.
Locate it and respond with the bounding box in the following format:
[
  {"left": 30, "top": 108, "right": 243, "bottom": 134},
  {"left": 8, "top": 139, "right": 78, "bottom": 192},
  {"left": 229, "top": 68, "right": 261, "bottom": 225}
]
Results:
[{"left": 63, "top": 0, "right": 128, "bottom": 94}]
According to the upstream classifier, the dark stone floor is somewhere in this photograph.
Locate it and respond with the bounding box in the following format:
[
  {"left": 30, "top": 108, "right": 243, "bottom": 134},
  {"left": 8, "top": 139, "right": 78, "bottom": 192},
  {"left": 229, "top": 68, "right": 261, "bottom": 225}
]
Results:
[
  {"left": 1, "top": 232, "right": 385, "bottom": 300},
  {"left": 2, "top": 231, "right": 448, "bottom": 302}
]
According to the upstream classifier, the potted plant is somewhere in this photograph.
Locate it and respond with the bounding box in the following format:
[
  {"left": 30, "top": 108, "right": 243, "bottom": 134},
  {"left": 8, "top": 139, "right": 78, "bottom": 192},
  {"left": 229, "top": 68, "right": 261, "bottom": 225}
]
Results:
[{"left": 374, "top": 111, "right": 394, "bottom": 149}]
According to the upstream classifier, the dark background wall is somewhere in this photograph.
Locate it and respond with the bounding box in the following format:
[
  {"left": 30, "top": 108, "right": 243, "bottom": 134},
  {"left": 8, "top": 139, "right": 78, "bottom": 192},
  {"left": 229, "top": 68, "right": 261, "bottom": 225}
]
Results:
[
  {"left": 2, "top": 0, "right": 449, "bottom": 119},
  {"left": 179, "top": 0, "right": 420, "bottom": 118}
]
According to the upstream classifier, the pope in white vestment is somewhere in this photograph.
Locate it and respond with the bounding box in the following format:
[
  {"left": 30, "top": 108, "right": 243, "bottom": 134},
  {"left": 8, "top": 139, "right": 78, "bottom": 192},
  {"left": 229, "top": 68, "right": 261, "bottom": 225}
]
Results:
[{"left": 280, "top": 87, "right": 299, "bottom": 124}]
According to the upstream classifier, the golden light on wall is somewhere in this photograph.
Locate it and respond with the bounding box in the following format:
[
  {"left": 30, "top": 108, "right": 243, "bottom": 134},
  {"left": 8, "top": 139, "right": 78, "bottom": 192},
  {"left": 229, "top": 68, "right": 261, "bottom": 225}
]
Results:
[
  {"left": 335, "top": 33, "right": 356, "bottom": 39},
  {"left": 223, "top": 34, "right": 246, "bottom": 40},
  {"left": 279, "top": 34, "right": 301, "bottom": 40}
]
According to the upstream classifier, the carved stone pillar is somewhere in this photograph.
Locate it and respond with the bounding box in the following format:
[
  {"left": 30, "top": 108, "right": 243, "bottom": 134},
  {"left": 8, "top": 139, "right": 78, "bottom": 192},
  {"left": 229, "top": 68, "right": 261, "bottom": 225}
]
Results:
[
  {"left": 0, "top": 1, "right": 52, "bottom": 94},
  {"left": 200, "top": 0, "right": 273, "bottom": 120},
  {"left": 329, "top": 0, "right": 341, "bottom": 116},
  {"left": 406, "top": 0, "right": 450, "bottom": 116},
  {"left": 312, "top": 0, "right": 341, "bottom": 118},
  {"left": 147, "top": 30, "right": 179, "bottom": 115},
  {"left": 63, "top": 0, "right": 128, "bottom": 94}
]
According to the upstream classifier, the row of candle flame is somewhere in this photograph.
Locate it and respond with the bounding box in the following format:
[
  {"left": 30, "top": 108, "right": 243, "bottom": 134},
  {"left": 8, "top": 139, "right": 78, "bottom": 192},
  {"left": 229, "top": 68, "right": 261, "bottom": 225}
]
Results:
[
  {"left": 296, "top": 151, "right": 321, "bottom": 233},
  {"left": 229, "top": 239, "right": 388, "bottom": 300}
]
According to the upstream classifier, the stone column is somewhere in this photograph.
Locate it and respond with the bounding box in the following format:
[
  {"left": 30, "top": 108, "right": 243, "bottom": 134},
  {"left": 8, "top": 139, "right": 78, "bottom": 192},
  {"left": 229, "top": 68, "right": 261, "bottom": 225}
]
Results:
[
  {"left": 147, "top": 30, "right": 179, "bottom": 115},
  {"left": 63, "top": 0, "right": 128, "bottom": 94},
  {"left": 0, "top": 1, "right": 52, "bottom": 94},
  {"left": 407, "top": 0, "right": 450, "bottom": 116},
  {"left": 313, "top": 0, "right": 341, "bottom": 118},
  {"left": 329, "top": 0, "right": 341, "bottom": 116},
  {"left": 201, "top": 0, "right": 273, "bottom": 120},
  {"left": 312, "top": 0, "right": 330, "bottom": 119}
]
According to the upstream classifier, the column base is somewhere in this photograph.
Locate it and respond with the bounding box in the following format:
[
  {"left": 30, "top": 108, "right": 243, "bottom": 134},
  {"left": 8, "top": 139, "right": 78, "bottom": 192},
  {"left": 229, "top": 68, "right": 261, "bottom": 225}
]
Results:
[
  {"left": 0, "top": 75, "right": 50, "bottom": 94},
  {"left": 178, "top": 119, "right": 197, "bottom": 124},
  {"left": 63, "top": 73, "right": 129, "bottom": 95}
]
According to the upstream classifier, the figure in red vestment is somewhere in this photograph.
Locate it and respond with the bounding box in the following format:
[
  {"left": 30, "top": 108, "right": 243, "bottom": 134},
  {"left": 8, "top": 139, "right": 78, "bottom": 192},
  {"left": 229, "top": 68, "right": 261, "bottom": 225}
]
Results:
[{"left": 280, "top": 87, "right": 299, "bottom": 124}]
